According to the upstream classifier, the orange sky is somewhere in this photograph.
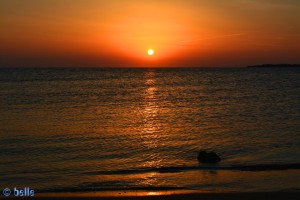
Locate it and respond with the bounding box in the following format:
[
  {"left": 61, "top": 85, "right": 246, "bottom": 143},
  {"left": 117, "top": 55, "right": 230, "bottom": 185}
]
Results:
[{"left": 1, "top": 0, "right": 300, "bottom": 67}]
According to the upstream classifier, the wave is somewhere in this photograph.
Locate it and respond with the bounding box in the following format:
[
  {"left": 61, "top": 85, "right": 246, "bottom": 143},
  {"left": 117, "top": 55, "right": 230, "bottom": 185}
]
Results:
[
  {"left": 82, "top": 163, "right": 300, "bottom": 176},
  {"left": 39, "top": 186, "right": 186, "bottom": 193}
]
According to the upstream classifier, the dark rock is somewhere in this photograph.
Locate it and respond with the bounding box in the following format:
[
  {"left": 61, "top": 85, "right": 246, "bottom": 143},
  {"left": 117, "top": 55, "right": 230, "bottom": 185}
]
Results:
[{"left": 197, "top": 150, "right": 221, "bottom": 163}]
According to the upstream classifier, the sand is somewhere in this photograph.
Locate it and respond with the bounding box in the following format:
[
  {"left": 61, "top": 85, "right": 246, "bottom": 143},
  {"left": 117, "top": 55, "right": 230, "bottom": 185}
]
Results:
[{"left": 7, "top": 192, "right": 300, "bottom": 200}]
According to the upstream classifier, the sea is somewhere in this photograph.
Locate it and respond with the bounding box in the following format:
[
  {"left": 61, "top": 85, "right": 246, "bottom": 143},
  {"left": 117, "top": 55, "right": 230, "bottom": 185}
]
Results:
[{"left": 0, "top": 67, "right": 300, "bottom": 195}]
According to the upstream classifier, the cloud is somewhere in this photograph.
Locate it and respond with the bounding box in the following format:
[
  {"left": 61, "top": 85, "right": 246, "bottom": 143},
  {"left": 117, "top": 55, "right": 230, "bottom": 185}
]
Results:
[
  {"left": 239, "top": 0, "right": 300, "bottom": 8},
  {"left": 180, "top": 33, "right": 246, "bottom": 44}
]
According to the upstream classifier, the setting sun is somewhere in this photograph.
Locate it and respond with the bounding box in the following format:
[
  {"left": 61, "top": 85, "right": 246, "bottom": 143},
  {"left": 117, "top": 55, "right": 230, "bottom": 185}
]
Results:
[{"left": 148, "top": 49, "right": 154, "bottom": 56}]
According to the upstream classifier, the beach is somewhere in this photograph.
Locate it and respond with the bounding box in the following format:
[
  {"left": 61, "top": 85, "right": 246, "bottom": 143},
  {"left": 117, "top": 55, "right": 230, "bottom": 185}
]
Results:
[{"left": 8, "top": 192, "right": 300, "bottom": 200}]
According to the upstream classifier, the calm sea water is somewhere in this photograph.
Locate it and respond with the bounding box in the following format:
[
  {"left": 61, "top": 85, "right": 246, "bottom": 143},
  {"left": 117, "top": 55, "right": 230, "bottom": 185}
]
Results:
[{"left": 0, "top": 67, "right": 300, "bottom": 193}]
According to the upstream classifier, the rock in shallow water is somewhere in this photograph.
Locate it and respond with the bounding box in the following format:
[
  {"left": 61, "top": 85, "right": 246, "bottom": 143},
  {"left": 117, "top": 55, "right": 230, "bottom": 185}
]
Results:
[{"left": 197, "top": 150, "right": 221, "bottom": 163}]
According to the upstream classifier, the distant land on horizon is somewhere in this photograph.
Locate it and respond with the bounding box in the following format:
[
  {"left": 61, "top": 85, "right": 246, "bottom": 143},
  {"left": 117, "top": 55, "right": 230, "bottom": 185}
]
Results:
[{"left": 248, "top": 64, "right": 300, "bottom": 68}]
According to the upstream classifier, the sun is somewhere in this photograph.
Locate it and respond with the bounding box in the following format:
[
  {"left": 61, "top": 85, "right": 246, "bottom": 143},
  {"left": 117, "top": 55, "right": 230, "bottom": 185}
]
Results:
[{"left": 147, "top": 49, "right": 154, "bottom": 56}]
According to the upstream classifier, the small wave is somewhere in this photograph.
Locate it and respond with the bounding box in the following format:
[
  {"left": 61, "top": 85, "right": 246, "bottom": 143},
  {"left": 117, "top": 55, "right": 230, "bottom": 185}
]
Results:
[
  {"left": 82, "top": 163, "right": 300, "bottom": 176},
  {"left": 38, "top": 186, "right": 185, "bottom": 193}
]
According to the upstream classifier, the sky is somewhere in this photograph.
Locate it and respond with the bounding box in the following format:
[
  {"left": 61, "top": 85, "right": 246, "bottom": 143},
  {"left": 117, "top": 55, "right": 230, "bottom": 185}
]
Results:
[{"left": 1, "top": 0, "right": 300, "bottom": 67}]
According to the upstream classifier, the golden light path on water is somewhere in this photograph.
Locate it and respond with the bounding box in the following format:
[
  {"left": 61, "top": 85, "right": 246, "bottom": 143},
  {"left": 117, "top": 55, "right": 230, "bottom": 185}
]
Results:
[
  {"left": 139, "top": 71, "right": 161, "bottom": 186},
  {"left": 141, "top": 70, "right": 160, "bottom": 154}
]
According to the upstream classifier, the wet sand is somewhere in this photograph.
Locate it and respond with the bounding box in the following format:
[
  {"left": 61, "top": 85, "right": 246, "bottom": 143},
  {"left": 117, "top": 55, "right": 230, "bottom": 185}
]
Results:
[{"left": 8, "top": 192, "right": 300, "bottom": 200}]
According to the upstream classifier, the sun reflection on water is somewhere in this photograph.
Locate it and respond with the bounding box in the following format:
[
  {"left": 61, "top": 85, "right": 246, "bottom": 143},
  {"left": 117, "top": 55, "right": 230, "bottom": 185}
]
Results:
[
  {"left": 142, "top": 70, "right": 159, "bottom": 134},
  {"left": 147, "top": 191, "right": 161, "bottom": 196},
  {"left": 140, "top": 70, "right": 163, "bottom": 170}
]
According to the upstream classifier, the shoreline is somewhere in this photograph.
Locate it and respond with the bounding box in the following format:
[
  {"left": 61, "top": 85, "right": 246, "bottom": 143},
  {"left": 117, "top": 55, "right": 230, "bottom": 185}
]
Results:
[{"left": 7, "top": 191, "right": 300, "bottom": 200}]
